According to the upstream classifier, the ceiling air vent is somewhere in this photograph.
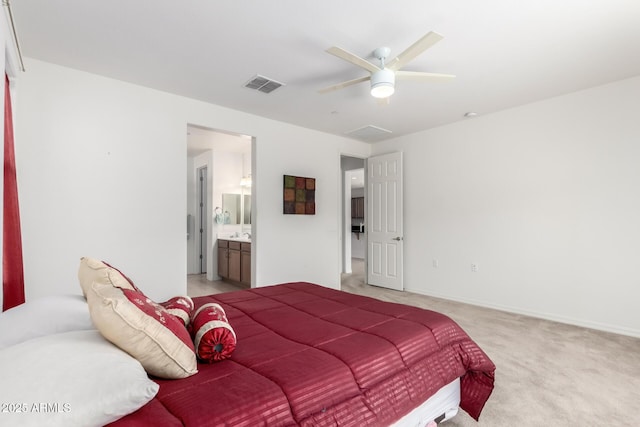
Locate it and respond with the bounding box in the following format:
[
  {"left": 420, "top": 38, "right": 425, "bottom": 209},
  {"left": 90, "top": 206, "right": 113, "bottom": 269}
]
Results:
[
  {"left": 244, "top": 75, "right": 285, "bottom": 94},
  {"left": 345, "top": 125, "right": 392, "bottom": 142}
]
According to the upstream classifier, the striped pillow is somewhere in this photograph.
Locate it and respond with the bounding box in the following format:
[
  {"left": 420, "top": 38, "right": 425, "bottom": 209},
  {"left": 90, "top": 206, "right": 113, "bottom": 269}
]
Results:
[
  {"left": 160, "top": 296, "right": 194, "bottom": 326},
  {"left": 190, "top": 303, "right": 237, "bottom": 362}
]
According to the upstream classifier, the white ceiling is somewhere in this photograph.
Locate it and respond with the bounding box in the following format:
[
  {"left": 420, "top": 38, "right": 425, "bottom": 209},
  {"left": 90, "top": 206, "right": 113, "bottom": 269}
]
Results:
[
  {"left": 350, "top": 170, "right": 365, "bottom": 189},
  {"left": 11, "top": 0, "right": 640, "bottom": 143}
]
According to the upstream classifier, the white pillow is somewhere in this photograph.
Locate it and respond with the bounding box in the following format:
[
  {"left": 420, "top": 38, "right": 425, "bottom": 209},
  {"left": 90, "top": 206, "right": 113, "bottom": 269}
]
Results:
[
  {"left": 0, "top": 330, "right": 159, "bottom": 427},
  {"left": 0, "top": 294, "right": 94, "bottom": 350}
]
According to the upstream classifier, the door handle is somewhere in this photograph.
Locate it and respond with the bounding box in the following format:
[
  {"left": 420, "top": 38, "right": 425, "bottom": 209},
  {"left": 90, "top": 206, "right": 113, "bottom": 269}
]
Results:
[{"left": 392, "top": 236, "right": 403, "bottom": 241}]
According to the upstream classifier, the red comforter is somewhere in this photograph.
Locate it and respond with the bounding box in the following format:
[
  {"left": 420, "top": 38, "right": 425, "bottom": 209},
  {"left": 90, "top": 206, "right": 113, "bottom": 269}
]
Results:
[{"left": 111, "top": 282, "right": 495, "bottom": 426}]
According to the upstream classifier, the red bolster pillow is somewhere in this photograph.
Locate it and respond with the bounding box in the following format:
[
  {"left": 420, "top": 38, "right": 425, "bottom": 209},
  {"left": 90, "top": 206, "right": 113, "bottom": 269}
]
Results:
[
  {"left": 160, "top": 296, "right": 194, "bottom": 326},
  {"left": 190, "top": 303, "right": 236, "bottom": 362}
]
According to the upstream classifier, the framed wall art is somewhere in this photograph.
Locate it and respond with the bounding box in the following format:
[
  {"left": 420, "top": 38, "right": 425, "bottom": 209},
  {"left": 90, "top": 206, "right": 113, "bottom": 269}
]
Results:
[{"left": 283, "top": 175, "right": 315, "bottom": 215}]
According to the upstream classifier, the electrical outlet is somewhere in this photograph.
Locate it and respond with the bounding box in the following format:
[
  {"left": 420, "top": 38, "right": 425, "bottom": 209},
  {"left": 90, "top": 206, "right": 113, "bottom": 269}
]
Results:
[
  {"left": 433, "top": 259, "right": 439, "bottom": 268},
  {"left": 471, "top": 263, "right": 478, "bottom": 272}
]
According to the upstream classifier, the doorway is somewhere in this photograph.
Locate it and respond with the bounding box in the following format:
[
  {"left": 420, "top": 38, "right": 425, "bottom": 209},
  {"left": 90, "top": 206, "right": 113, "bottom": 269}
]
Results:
[
  {"left": 187, "top": 125, "right": 253, "bottom": 282},
  {"left": 340, "top": 156, "right": 366, "bottom": 286},
  {"left": 340, "top": 152, "right": 404, "bottom": 291}
]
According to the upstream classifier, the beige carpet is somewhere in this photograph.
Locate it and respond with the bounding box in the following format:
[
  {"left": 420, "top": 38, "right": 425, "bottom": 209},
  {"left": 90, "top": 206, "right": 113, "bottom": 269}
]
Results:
[{"left": 188, "top": 264, "right": 640, "bottom": 426}]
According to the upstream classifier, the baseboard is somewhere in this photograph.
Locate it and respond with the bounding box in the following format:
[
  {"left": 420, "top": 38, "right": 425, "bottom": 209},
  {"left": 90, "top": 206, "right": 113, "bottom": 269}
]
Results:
[{"left": 405, "top": 287, "right": 640, "bottom": 339}]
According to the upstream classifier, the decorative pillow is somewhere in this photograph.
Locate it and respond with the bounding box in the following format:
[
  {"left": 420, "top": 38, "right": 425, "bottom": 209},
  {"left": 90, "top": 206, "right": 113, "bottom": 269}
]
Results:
[
  {"left": 85, "top": 281, "right": 197, "bottom": 379},
  {"left": 0, "top": 330, "right": 159, "bottom": 427},
  {"left": 160, "top": 296, "right": 194, "bottom": 326},
  {"left": 0, "top": 294, "right": 94, "bottom": 350},
  {"left": 190, "top": 303, "right": 237, "bottom": 362},
  {"left": 77, "top": 257, "right": 141, "bottom": 298}
]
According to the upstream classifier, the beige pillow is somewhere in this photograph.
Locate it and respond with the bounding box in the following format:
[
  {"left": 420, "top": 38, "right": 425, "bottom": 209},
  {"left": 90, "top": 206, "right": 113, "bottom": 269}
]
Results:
[
  {"left": 78, "top": 257, "right": 138, "bottom": 297},
  {"left": 85, "top": 281, "right": 198, "bottom": 379}
]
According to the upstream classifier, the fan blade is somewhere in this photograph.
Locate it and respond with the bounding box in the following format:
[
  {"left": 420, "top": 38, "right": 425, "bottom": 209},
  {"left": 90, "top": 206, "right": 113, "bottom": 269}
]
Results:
[
  {"left": 388, "top": 31, "right": 444, "bottom": 71},
  {"left": 396, "top": 70, "right": 455, "bottom": 82},
  {"left": 318, "top": 76, "right": 371, "bottom": 94},
  {"left": 326, "top": 46, "right": 381, "bottom": 73}
]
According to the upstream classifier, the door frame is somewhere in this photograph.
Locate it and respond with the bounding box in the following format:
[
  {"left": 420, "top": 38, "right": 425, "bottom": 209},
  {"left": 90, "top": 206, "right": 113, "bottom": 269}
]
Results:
[
  {"left": 197, "top": 165, "right": 208, "bottom": 274},
  {"left": 340, "top": 156, "right": 367, "bottom": 279},
  {"left": 343, "top": 168, "right": 363, "bottom": 274}
]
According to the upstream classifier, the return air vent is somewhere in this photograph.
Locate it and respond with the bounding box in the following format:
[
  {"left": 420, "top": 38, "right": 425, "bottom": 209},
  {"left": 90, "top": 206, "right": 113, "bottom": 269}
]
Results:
[
  {"left": 244, "top": 75, "right": 285, "bottom": 93},
  {"left": 345, "top": 125, "right": 392, "bottom": 142}
]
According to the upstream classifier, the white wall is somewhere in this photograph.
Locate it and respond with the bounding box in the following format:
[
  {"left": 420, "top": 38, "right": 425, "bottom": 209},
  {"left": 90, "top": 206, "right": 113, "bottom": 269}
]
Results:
[
  {"left": 351, "top": 233, "right": 365, "bottom": 259},
  {"left": 372, "top": 76, "right": 640, "bottom": 337},
  {"left": 14, "top": 59, "right": 370, "bottom": 301},
  {"left": 254, "top": 131, "right": 367, "bottom": 288}
]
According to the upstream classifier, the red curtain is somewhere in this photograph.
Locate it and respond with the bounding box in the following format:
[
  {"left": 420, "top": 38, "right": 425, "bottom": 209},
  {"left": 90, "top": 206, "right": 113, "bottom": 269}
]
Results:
[{"left": 3, "top": 74, "right": 25, "bottom": 311}]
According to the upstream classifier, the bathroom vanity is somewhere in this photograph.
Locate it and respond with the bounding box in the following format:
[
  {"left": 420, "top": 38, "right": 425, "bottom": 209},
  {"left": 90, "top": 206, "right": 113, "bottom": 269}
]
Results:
[{"left": 217, "top": 238, "right": 251, "bottom": 286}]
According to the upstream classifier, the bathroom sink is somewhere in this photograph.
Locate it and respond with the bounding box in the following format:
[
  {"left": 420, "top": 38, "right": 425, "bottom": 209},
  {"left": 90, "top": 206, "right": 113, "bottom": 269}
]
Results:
[{"left": 225, "top": 236, "right": 251, "bottom": 243}]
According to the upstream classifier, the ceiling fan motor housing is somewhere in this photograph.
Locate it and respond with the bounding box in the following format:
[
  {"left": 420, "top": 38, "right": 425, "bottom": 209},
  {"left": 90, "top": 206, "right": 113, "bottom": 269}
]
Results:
[
  {"left": 370, "top": 68, "right": 395, "bottom": 98},
  {"left": 373, "top": 46, "right": 391, "bottom": 61}
]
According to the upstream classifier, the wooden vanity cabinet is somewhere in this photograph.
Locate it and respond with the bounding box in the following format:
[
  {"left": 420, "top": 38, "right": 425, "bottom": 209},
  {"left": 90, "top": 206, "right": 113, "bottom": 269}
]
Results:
[
  {"left": 218, "top": 239, "right": 251, "bottom": 285},
  {"left": 228, "top": 241, "right": 242, "bottom": 282},
  {"left": 241, "top": 242, "right": 251, "bottom": 285},
  {"left": 217, "top": 240, "right": 229, "bottom": 278},
  {"left": 351, "top": 197, "right": 364, "bottom": 219}
]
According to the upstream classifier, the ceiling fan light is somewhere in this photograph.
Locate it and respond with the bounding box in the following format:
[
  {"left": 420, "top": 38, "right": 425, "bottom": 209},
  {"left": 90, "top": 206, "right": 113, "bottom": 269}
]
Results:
[
  {"left": 370, "top": 69, "right": 395, "bottom": 98},
  {"left": 371, "top": 83, "right": 394, "bottom": 98}
]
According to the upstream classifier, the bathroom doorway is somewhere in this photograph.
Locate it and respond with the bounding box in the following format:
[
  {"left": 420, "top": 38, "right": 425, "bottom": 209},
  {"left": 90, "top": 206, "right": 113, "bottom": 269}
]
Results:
[{"left": 187, "top": 125, "right": 253, "bottom": 282}]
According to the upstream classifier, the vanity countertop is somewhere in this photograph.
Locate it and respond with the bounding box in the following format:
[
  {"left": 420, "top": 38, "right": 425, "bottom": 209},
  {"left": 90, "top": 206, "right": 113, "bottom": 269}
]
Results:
[
  {"left": 217, "top": 233, "right": 251, "bottom": 243},
  {"left": 222, "top": 237, "right": 251, "bottom": 243}
]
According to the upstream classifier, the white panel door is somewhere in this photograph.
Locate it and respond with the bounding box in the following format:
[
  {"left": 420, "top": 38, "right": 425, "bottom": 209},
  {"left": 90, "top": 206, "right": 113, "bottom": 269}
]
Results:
[{"left": 367, "top": 152, "right": 403, "bottom": 290}]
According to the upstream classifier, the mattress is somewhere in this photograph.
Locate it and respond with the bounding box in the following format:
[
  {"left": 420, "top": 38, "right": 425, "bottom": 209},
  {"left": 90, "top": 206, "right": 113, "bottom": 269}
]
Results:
[
  {"left": 391, "top": 378, "right": 460, "bottom": 427},
  {"left": 111, "top": 282, "right": 494, "bottom": 426}
]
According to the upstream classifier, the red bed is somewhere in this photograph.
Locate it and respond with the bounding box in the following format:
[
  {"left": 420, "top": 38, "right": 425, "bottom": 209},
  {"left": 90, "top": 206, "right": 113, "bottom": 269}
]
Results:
[{"left": 110, "top": 282, "right": 495, "bottom": 426}]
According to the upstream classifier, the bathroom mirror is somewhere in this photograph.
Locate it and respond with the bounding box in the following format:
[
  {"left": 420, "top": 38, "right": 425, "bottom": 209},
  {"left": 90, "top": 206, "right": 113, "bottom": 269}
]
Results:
[
  {"left": 222, "top": 194, "right": 240, "bottom": 224},
  {"left": 243, "top": 194, "right": 251, "bottom": 225},
  {"left": 222, "top": 193, "right": 251, "bottom": 225}
]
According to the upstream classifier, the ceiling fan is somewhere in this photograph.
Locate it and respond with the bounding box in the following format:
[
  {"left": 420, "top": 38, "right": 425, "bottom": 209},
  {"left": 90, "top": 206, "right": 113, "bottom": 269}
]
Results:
[{"left": 318, "top": 31, "right": 455, "bottom": 99}]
